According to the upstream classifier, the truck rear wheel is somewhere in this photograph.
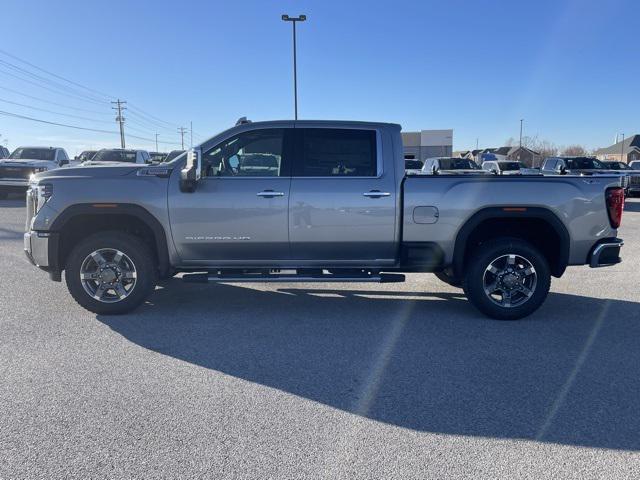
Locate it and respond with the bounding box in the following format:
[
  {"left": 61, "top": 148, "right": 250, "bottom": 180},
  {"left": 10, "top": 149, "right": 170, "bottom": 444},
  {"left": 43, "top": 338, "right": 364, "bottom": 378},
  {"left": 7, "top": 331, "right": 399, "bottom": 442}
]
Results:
[
  {"left": 65, "top": 231, "right": 157, "bottom": 315},
  {"left": 463, "top": 237, "right": 550, "bottom": 320}
]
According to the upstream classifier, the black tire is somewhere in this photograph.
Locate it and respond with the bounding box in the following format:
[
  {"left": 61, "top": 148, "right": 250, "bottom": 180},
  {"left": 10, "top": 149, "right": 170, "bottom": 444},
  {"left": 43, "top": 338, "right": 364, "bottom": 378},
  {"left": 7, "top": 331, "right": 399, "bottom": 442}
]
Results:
[
  {"left": 462, "top": 237, "right": 551, "bottom": 320},
  {"left": 434, "top": 270, "right": 462, "bottom": 288},
  {"left": 65, "top": 231, "right": 157, "bottom": 315}
]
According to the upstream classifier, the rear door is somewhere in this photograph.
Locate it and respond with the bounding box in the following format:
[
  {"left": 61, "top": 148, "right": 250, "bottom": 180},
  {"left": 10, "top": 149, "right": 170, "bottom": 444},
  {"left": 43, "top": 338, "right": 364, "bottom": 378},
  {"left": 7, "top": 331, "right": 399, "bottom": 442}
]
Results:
[
  {"left": 168, "top": 127, "right": 293, "bottom": 263},
  {"left": 289, "top": 127, "right": 397, "bottom": 264}
]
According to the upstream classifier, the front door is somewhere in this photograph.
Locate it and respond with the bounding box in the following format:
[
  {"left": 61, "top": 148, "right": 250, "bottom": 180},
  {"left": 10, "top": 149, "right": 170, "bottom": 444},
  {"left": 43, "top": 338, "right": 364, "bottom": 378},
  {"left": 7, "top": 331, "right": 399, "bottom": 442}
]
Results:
[{"left": 168, "top": 128, "right": 292, "bottom": 264}]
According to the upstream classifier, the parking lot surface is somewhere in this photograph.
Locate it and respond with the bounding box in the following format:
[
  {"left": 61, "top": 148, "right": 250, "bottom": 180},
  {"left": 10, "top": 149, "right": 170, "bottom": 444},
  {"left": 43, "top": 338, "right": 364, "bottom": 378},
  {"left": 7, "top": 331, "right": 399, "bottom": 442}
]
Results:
[{"left": 1, "top": 195, "right": 639, "bottom": 479}]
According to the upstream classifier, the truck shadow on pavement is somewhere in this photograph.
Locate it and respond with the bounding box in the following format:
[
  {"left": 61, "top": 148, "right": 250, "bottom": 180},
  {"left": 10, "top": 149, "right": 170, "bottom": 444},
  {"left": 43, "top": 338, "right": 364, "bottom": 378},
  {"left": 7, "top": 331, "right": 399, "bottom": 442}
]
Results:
[{"left": 97, "top": 281, "right": 640, "bottom": 451}]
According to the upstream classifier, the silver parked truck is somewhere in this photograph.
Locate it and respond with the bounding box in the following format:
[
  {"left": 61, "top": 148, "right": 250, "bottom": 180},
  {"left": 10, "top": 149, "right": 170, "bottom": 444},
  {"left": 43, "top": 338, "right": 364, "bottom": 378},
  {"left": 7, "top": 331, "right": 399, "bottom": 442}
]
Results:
[{"left": 24, "top": 120, "right": 625, "bottom": 320}]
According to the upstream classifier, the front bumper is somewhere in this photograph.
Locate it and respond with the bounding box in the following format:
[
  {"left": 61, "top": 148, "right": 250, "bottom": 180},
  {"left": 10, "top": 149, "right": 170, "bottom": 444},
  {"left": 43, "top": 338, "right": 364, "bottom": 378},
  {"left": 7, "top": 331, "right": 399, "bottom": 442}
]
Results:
[
  {"left": 588, "top": 238, "right": 623, "bottom": 268},
  {"left": 24, "top": 230, "right": 51, "bottom": 267}
]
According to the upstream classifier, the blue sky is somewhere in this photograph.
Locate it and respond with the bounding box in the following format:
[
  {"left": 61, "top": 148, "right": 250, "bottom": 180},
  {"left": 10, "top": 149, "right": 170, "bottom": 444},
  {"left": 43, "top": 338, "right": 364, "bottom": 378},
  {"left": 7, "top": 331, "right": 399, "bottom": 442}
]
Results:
[{"left": 0, "top": 0, "right": 637, "bottom": 154}]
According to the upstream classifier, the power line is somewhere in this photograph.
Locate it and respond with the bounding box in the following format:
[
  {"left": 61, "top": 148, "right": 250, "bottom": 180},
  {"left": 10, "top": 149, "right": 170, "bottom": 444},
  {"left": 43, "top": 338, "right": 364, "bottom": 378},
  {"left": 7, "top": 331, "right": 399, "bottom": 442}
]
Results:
[
  {"left": 0, "top": 109, "right": 183, "bottom": 146},
  {"left": 0, "top": 97, "right": 113, "bottom": 124},
  {"left": 128, "top": 103, "right": 178, "bottom": 129},
  {"left": 0, "top": 58, "right": 106, "bottom": 104},
  {"left": 0, "top": 109, "right": 118, "bottom": 134},
  {"left": 0, "top": 67, "right": 107, "bottom": 106},
  {"left": 0, "top": 86, "right": 112, "bottom": 115},
  {"left": 0, "top": 48, "right": 114, "bottom": 101}
]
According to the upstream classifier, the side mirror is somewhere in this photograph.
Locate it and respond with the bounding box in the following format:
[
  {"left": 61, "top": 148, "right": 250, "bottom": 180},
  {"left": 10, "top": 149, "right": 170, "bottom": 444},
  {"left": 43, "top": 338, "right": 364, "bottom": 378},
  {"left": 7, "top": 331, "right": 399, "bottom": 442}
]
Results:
[
  {"left": 431, "top": 164, "right": 439, "bottom": 175},
  {"left": 558, "top": 165, "right": 567, "bottom": 175},
  {"left": 59, "top": 159, "right": 69, "bottom": 166},
  {"left": 180, "top": 148, "right": 202, "bottom": 192}
]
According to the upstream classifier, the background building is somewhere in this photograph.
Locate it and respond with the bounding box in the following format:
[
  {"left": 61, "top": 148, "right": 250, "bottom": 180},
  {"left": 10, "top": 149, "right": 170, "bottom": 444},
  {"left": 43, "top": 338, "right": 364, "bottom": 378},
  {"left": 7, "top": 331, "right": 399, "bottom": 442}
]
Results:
[
  {"left": 402, "top": 129, "right": 453, "bottom": 162},
  {"left": 594, "top": 135, "right": 640, "bottom": 163}
]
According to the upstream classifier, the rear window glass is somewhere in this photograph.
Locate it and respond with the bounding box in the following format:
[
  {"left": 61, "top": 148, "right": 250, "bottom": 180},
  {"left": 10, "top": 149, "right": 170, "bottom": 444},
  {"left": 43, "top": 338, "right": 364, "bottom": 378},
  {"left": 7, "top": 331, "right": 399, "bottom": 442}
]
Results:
[
  {"left": 298, "top": 128, "right": 377, "bottom": 177},
  {"left": 565, "top": 157, "right": 605, "bottom": 169},
  {"left": 438, "top": 158, "right": 478, "bottom": 170},
  {"left": 91, "top": 150, "right": 138, "bottom": 163}
]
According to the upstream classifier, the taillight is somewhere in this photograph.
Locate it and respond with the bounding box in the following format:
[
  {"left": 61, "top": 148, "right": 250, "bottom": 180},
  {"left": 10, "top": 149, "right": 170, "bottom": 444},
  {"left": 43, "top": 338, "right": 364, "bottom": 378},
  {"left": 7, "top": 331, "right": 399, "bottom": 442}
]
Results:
[{"left": 605, "top": 187, "right": 624, "bottom": 229}]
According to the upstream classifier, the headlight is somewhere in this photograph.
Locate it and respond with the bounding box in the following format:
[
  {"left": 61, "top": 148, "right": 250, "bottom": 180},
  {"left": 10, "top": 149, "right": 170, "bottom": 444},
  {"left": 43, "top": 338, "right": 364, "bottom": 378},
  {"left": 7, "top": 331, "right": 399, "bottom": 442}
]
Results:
[{"left": 34, "top": 183, "right": 53, "bottom": 213}]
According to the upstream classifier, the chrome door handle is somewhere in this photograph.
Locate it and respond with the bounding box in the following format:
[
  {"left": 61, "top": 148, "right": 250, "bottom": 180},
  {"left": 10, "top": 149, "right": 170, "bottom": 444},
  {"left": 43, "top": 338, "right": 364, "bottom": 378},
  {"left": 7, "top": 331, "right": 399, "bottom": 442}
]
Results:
[
  {"left": 363, "top": 191, "right": 391, "bottom": 198},
  {"left": 257, "top": 190, "right": 285, "bottom": 198}
]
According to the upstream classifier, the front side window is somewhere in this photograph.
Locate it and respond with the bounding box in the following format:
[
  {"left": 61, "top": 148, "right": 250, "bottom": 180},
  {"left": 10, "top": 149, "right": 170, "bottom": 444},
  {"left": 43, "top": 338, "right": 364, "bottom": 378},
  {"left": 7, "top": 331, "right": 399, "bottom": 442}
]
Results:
[
  {"left": 202, "top": 129, "right": 285, "bottom": 177},
  {"left": 297, "top": 128, "right": 377, "bottom": 177},
  {"left": 565, "top": 157, "right": 605, "bottom": 170}
]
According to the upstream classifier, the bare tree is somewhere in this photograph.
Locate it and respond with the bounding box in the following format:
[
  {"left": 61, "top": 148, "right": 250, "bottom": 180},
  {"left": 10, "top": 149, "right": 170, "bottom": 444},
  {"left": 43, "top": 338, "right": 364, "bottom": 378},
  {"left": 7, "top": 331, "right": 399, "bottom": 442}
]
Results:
[{"left": 560, "top": 145, "right": 588, "bottom": 156}]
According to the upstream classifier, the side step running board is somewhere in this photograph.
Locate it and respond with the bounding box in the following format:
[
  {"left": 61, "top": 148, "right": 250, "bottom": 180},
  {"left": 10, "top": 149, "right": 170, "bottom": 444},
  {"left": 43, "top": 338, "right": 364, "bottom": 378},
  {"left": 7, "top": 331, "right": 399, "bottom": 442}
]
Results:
[{"left": 182, "top": 273, "right": 405, "bottom": 284}]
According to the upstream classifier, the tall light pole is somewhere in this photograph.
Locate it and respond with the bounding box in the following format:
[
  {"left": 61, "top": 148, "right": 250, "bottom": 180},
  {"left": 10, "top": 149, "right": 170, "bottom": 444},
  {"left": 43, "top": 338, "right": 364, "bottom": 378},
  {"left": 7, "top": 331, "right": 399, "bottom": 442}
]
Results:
[
  {"left": 155, "top": 133, "right": 159, "bottom": 152},
  {"left": 281, "top": 14, "right": 306, "bottom": 120},
  {"left": 620, "top": 133, "right": 625, "bottom": 162},
  {"left": 519, "top": 119, "right": 524, "bottom": 148}
]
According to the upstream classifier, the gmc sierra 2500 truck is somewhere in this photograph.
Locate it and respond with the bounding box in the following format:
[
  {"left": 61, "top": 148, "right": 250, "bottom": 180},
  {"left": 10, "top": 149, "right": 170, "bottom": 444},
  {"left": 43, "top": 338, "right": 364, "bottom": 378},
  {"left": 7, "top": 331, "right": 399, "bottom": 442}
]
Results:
[{"left": 24, "top": 120, "right": 624, "bottom": 320}]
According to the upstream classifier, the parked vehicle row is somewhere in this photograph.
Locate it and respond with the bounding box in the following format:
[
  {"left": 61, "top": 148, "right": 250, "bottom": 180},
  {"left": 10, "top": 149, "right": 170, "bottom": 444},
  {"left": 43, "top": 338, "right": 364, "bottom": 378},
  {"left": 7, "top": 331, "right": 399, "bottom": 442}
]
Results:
[
  {"left": 23, "top": 119, "right": 624, "bottom": 321},
  {"left": 0, "top": 147, "right": 71, "bottom": 199},
  {"left": 0, "top": 146, "right": 184, "bottom": 197}
]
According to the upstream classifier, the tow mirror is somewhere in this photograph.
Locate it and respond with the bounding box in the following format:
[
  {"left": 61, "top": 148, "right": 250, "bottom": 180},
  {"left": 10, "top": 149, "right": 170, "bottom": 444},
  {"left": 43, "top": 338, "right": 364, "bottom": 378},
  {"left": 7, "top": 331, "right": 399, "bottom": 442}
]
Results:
[
  {"left": 431, "top": 164, "right": 439, "bottom": 175},
  {"left": 559, "top": 165, "right": 567, "bottom": 175},
  {"left": 180, "top": 148, "right": 202, "bottom": 193}
]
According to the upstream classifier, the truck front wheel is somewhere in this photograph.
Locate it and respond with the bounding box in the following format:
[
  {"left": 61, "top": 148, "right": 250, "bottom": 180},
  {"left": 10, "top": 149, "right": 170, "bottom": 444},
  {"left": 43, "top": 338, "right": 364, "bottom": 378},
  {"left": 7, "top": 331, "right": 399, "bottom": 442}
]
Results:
[
  {"left": 463, "top": 238, "right": 551, "bottom": 320},
  {"left": 65, "top": 232, "right": 157, "bottom": 315}
]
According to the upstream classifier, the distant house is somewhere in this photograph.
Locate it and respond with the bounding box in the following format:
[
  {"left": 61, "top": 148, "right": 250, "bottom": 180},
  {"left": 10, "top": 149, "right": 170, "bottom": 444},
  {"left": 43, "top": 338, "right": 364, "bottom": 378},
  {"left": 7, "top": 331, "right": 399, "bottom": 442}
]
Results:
[
  {"left": 594, "top": 135, "right": 640, "bottom": 164},
  {"left": 505, "top": 146, "right": 542, "bottom": 167}
]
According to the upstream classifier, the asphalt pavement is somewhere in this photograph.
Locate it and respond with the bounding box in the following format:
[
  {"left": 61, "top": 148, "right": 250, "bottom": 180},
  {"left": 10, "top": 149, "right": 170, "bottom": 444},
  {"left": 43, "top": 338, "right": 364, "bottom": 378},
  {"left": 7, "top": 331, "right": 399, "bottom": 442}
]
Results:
[{"left": 1, "top": 194, "right": 639, "bottom": 479}]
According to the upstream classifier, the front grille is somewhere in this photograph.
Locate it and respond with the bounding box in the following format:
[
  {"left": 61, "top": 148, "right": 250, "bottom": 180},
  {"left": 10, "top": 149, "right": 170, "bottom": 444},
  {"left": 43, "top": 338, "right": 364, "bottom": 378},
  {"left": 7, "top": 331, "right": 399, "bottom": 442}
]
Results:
[
  {"left": 0, "top": 166, "right": 33, "bottom": 179},
  {"left": 629, "top": 174, "right": 640, "bottom": 185}
]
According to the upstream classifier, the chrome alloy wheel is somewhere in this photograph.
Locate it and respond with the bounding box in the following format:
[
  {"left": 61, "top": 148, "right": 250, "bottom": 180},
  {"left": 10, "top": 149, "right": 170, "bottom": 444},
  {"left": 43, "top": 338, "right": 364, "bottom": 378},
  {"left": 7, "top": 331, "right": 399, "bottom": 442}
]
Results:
[
  {"left": 482, "top": 254, "right": 537, "bottom": 308},
  {"left": 79, "top": 248, "right": 137, "bottom": 303}
]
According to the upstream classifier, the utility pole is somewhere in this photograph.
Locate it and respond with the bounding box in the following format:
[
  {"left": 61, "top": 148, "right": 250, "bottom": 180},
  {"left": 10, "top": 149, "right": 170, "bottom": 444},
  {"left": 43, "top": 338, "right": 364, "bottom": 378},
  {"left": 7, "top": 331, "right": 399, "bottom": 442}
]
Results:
[
  {"left": 155, "top": 133, "right": 159, "bottom": 152},
  {"left": 476, "top": 138, "right": 479, "bottom": 150},
  {"left": 281, "top": 14, "right": 307, "bottom": 120},
  {"left": 519, "top": 119, "right": 524, "bottom": 149},
  {"left": 111, "top": 99, "right": 127, "bottom": 148},
  {"left": 178, "top": 127, "right": 188, "bottom": 150},
  {"left": 620, "top": 133, "right": 625, "bottom": 162},
  {"left": 190, "top": 121, "right": 193, "bottom": 148}
]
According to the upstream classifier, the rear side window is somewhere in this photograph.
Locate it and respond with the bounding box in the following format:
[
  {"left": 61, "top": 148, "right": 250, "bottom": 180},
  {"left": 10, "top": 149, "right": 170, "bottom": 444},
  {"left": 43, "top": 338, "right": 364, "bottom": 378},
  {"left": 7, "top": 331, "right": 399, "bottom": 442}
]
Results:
[{"left": 297, "top": 128, "right": 377, "bottom": 177}]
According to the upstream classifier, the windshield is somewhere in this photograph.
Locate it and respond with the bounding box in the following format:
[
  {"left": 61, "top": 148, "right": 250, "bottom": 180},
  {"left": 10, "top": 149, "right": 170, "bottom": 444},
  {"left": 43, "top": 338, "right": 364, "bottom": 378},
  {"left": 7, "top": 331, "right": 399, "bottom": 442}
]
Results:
[
  {"left": 163, "top": 150, "right": 186, "bottom": 163},
  {"left": 9, "top": 147, "right": 56, "bottom": 161},
  {"left": 438, "top": 158, "right": 479, "bottom": 170},
  {"left": 499, "top": 162, "right": 524, "bottom": 171},
  {"left": 91, "top": 150, "right": 138, "bottom": 163},
  {"left": 565, "top": 157, "right": 606, "bottom": 170}
]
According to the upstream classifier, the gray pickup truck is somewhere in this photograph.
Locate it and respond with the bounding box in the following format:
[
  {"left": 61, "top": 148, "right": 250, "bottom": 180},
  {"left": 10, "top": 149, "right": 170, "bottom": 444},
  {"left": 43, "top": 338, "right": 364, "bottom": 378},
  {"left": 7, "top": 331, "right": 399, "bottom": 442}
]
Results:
[{"left": 24, "top": 120, "right": 625, "bottom": 320}]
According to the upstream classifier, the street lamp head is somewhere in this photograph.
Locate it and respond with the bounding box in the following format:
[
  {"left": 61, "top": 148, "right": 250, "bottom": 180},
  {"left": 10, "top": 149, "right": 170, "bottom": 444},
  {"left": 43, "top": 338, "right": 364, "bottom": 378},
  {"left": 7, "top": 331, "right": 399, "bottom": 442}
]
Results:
[{"left": 281, "top": 14, "right": 307, "bottom": 22}]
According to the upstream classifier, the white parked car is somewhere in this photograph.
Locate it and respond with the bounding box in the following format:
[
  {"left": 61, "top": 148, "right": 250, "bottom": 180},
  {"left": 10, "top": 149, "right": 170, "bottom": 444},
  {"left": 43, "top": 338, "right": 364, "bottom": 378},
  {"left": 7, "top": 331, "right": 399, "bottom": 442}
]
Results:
[
  {"left": 482, "top": 160, "right": 539, "bottom": 175},
  {"left": 629, "top": 160, "right": 640, "bottom": 170},
  {"left": 421, "top": 157, "right": 488, "bottom": 175},
  {"left": 82, "top": 149, "right": 151, "bottom": 166},
  {"left": 0, "top": 146, "right": 71, "bottom": 198}
]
